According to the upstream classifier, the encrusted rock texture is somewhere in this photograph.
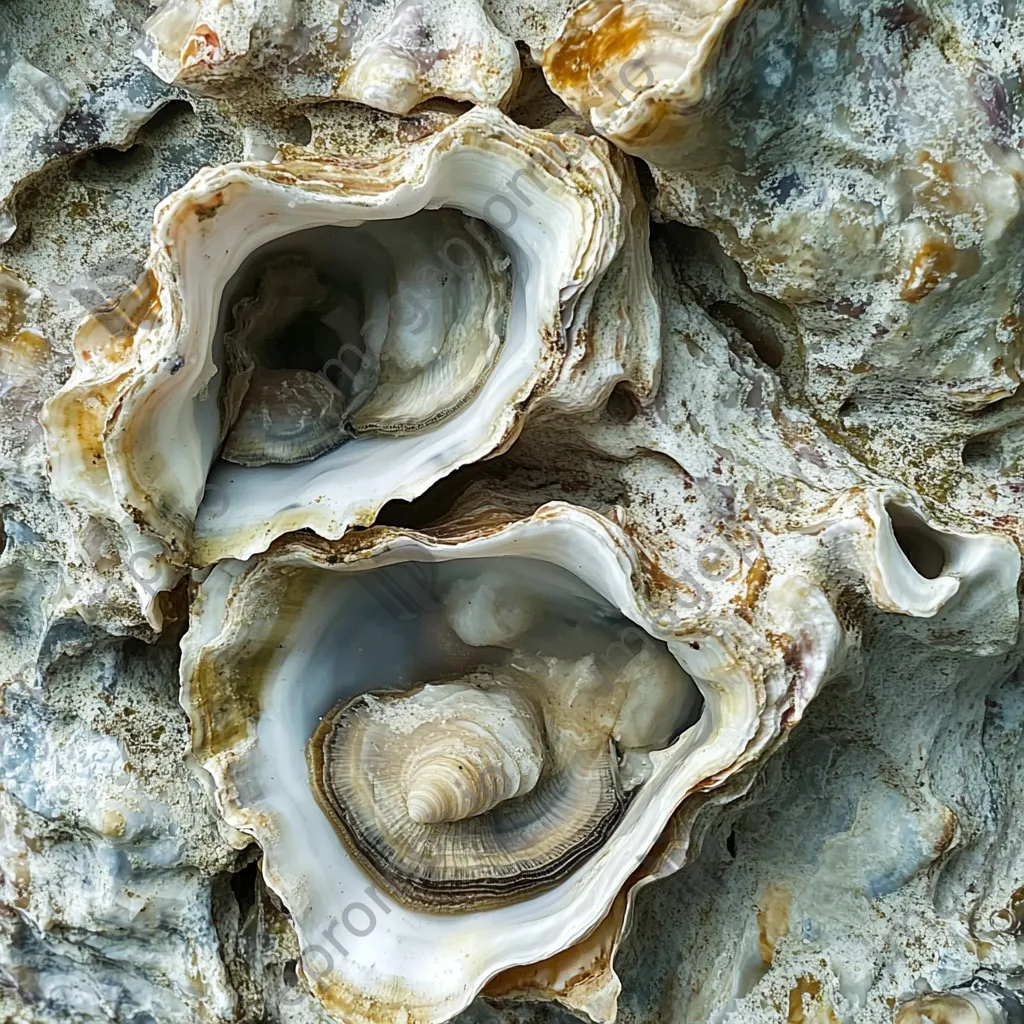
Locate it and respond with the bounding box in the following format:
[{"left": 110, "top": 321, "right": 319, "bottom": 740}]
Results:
[{"left": 0, "top": 0, "right": 1022, "bottom": 1022}]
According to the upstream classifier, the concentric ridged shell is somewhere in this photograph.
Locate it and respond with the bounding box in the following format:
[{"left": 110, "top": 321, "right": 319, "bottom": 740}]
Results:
[
  {"left": 396, "top": 687, "right": 543, "bottom": 825},
  {"left": 309, "top": 677, "right": 630, "bottom": 913},
  {"left": 333, "top": 212, "right": 512, "bottom": 435},
  {"left": 220, "top": 368, "right": 350, "bottom": 466}
]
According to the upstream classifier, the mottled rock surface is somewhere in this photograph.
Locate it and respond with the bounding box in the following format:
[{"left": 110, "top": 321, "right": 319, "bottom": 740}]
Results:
[{"left": 0, "top": 1, "right": 1022, "bottom": 1022}]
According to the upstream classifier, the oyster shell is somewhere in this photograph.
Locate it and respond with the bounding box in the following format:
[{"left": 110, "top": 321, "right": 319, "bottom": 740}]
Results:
[
  {"left": 40, "top": 106, "right": 659, "bottom": 625},
  {"left": 311, "top": 677, "right": 630, "bottom": 913},
  {"left": 542, "top": 0, "right": 750, "bottom": 165},
  {"left": 896, "top": 981, "right": 1024, "bottom": 1024},
  {"left": 0, "top": 268, "right": 52, "bottom": 429},
  {"left": 180, "top": 500, "right": 839, "bottom": 1023},
  {"left": 136, "top": 0, "right": 520, "bottom": 114},
  {"left": 310, "top": 641, "right": 696, "bottom": 913}
]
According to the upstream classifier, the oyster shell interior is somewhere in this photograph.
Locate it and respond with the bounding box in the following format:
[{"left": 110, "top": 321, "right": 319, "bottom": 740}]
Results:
[
  {"left": 301, "top": 557, "right": 702, "bottom": 913},
  {"left": 212, "top": 210, "right": 511, "bottom": 468}
]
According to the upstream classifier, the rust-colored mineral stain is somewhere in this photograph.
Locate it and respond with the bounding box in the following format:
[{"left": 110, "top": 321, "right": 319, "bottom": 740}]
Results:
[
  {"left": 0, "top": 328, "right": 50, "bottom": 386},
  {"left": 0, "top": 281, "right": 26, "bottom": 339},
  {"left": 756, "top": 885, "right": 792, "bottom": 965},
  {"left": 544, "top": 1, "right": 651, "bottom": 101},
  {"left": 181, "top": 24, "right": 222, "bottom": 66},
  {"left": 736, "top": 556, "right": 769, "bottom": 612},
  {"left": 67, "top": 374, "right": 131, "bottom": 469},
  {"left": 916, "top": 149, "right": 954, "bottom": 182},
  {"left": 83, "top": 268, "right": 160, "bottom": 363},
  {"left": 194, "top": 191, "right": 225, "bottom": 221}
]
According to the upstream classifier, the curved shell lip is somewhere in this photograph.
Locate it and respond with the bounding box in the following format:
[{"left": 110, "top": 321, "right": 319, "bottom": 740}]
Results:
[
  {"left": 858, "top": 490, "right": 1020, "bottom": 620},
  {"left": 180, "top": 153, "right": 565, "bottom": 564},
  {"left": 179, "top": 501, "right": 768, "bottom": 1024}
]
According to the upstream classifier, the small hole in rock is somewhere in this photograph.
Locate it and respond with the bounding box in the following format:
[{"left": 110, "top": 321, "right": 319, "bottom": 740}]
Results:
[
  {"left": 282, "top": 114, "right": 313, "bottom": 147},
  {"left": 709, "top": 301, "right": 784, "bottom": 369},
  {"left": 504, "top": 60, "right": 576, "bottom": 128},
  {"left": 138, "top": 98, "right": 197, "bottom": 139},
  {"left": 962, "top": 434, "right": 998, "bottom": 472},
  {"left": 606, "top": 382, "right": 640, "bottom": 424},
  {"left": 837, "top": 396, "right": 865, "bottom": 426},
  {"left": 726, "top": 828, "right": 737, "bottom": 858},
  {"left": 886, "top": 503, "right": 946, "bottom": 579},
  {"left": 962, "top": 423, "right": 1024, "bottom": 478},
  {"left": 283, "top": 959, "right": 299, "bottom": 987}
]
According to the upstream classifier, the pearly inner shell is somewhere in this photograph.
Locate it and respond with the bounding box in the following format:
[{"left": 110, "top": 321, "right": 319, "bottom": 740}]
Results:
[
  {"left": 214, "top": 210, "right": 512, "bottom": 467},
  {"left": 220, "top": 368, "right": 350, "bottom": 466},
  {"left": 304, "top": 560, "right": 701, "bottom": 915}
]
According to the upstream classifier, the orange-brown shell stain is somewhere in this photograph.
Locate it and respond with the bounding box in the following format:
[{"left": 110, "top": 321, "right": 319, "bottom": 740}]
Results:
[
  {"left": 900, "top": 240, "right": 979, "bottom": 303},
  {"left": 732, "top": 555, "right": 769, "bottom": 622},
  {"left": 0, "top": 328, "right": 50, "bottom": 386},
  {"left": 255, "top": 152, "right": 411, "bottom": 198},
  {"left": 757, "top": 885, "right": 792, "bottom": 966},
  {"left": 544, "top": 1, "right": 652, "bottom": 107},
  {"left": 193, "top": 191, "right": 225, "bottom": 222},
  {"left": 180, "top": 24, "right": 223, "bottom": 68},
  {"left": 77, "top": 269, "right": 160, "bottom": 366},
  {"left": 0, "top": 275, "right": 27, "bottom": 338},
  {"left": 63, "top": 373, "right": 132, "bottom": 470},
  {"left": 0, "top": 271, "right": 51, "bottom": 386},
  {"left": 991, "top": 883, "right": 1024, "bottom": 934}
]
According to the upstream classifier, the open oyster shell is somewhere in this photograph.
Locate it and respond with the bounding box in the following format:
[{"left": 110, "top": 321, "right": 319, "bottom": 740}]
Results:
[
  {"left": 180, "top": 500, "right": 841, "bottom": 1024},
  {"left": 40, "top": 107, "right": 659, "bottom": 625}
]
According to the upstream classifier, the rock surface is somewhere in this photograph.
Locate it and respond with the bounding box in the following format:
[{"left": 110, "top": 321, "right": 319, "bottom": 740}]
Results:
[{"left": 0, "top": 1, "right": 1021, "bottom": 1022}]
